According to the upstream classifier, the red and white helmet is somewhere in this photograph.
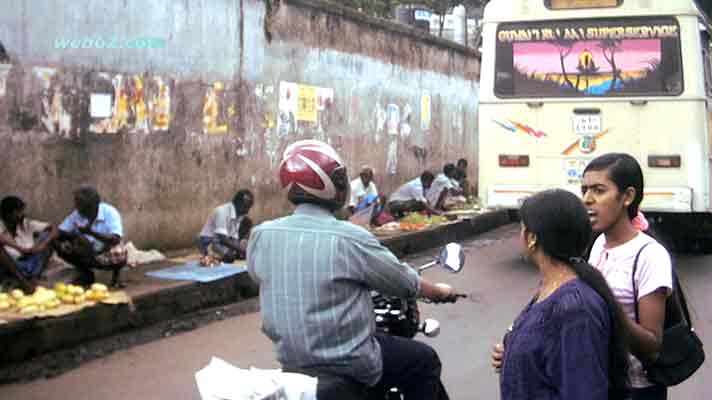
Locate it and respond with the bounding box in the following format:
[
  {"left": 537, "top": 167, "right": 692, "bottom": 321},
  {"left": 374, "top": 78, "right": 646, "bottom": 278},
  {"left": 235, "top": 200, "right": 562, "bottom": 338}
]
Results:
[{"left": 279, "top": 140, "right": 349, "bottom": 210}]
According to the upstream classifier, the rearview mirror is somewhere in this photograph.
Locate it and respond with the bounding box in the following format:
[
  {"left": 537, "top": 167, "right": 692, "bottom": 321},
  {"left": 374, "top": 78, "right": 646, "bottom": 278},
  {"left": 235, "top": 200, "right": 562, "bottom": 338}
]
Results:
[{"left": 439, "top": 243, "right": 465, "bottom": 273}]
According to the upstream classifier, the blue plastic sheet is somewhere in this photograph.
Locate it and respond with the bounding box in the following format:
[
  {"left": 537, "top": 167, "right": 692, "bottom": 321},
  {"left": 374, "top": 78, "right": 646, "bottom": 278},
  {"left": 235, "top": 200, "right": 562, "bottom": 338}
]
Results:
[{"left": 146, "top": 261, "right": 247, "bottom": 283}]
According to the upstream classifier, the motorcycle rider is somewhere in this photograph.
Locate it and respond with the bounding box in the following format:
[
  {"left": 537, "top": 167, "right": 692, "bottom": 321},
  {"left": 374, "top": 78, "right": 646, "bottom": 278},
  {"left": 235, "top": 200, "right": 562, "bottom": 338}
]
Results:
[{"left": 247, "top": 140, "right": 455, "bottom": 400}]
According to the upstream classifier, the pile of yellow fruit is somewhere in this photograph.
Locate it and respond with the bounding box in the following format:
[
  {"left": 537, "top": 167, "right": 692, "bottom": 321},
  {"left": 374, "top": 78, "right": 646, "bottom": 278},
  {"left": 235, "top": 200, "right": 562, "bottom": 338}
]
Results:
[
  {"left": 0, "top": 287, "right": 61, "bottom": 314},
  {"left": 0, "top": 283, "right": 111, "bottom": 315},
  {"left": 55, "top": 282, "right": 110, "bottom": 304},
  {"left": 400, "top": 213, "right": 446, "bottom": 226}
]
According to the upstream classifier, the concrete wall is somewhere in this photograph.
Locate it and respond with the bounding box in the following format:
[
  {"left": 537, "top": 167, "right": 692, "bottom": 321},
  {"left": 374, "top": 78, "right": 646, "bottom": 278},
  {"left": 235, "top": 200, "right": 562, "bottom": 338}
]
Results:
[{"left": 0, "top": 0, "right": 480, "bottom": 250}]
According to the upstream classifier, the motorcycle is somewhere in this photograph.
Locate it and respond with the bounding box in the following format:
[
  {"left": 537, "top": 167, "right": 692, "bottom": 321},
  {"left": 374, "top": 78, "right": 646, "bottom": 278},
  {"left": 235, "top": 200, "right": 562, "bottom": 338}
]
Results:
[
  {"left": 372, "top": 242, "right": 467, "bottom": 339},
  {"left": 196, "top": 243, "right": 467, "bottom": 400},
  {"left": 370, "top": 242, "right": 467, "bottom": 400}
]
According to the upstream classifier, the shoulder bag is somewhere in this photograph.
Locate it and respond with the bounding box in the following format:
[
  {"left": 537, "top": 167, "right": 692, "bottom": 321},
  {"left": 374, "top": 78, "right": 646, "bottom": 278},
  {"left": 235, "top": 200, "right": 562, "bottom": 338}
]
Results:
[{"left": 632, "top": 244, "right": 705, "bottom": 386}]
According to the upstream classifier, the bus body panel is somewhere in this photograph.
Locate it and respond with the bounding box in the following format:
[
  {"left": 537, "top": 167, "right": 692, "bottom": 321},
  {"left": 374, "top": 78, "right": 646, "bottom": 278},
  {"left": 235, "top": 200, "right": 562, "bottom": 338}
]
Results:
[{"left": 478, "top": 1, "right": 712, "bottom": 218}]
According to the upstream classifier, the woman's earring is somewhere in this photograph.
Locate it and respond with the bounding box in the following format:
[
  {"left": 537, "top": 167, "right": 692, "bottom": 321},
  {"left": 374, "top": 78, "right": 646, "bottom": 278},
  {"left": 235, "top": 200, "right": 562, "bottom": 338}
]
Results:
[{"left": 527, "top": 241, "right": 536, "bottom": 250}]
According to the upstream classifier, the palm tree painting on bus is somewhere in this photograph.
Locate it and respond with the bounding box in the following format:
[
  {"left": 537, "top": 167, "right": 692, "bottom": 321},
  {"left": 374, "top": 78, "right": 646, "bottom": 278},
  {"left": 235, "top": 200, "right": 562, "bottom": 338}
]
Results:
[{"left": 510, "top": 38, "right": 662, "bottom": 96}]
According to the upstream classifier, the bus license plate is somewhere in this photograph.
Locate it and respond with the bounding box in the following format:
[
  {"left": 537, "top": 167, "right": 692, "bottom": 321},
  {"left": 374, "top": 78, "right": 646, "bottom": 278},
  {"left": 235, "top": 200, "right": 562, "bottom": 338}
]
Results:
[{"left": 572, "top": 115, "right": 601, "bottom": 135}]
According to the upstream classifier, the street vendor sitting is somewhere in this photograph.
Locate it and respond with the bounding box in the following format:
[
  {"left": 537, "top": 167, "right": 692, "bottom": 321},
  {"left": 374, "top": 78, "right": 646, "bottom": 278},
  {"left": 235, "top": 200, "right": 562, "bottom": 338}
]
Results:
[
  {"left": 348, "top": 165, "right": 379, "bottom": 214},
  {"left": 198, "top": 189, "right": 254, "bottom": 264},
  {"left": 453, "top": 158, "right": 472, "bottom": 197},
  {"left": 55, "top": 185, "right": 128, "bottom": 288},
  {"left": 426, "top": 164, "right": 466, "bottom": 211},
  {"left": 0, "top": 196, "right": 59, "bottom": 292},
  {"left": 388, "top": 171, "right": 441, "bottom": 218}
]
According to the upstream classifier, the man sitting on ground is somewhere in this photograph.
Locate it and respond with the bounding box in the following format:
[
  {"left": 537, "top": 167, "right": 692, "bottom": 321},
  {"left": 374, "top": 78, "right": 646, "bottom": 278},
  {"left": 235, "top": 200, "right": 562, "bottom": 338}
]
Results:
[
  {"left": 55, "top": 185, "right": 128, "bottom": 288},
  {"left": 348, "top": 165, "right": 379, "bottom": 214},
  {"left": 0, "top": 196, "right": 58, "bottom": 292},
  {"left": 426, "top": 164, "right": 464, "bottom": 211},
  {"left": 453, "top": 158, "right": 471, "bottom": 197},
  {"left": 198, "top": 189, "right": 254, "bottom": 264},
  {"left": 388, "top": 171, "right": 441, "bottom": 219}
]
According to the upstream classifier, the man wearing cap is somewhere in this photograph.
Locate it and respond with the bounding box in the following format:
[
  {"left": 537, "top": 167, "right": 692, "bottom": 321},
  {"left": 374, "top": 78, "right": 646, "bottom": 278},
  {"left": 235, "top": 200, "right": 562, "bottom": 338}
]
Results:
[
  {"left": 248, "top": 140, "right": 455, "bottom": 400},
  {"left": 348, "top": 165, "right": 379, "bottom": 214}
]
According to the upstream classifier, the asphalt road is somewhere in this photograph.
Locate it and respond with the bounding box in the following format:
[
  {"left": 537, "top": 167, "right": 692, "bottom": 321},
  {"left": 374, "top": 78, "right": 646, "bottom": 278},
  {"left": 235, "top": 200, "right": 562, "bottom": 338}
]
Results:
[{"left": 2, "top": 224, "right": 710, "bottom": 399}]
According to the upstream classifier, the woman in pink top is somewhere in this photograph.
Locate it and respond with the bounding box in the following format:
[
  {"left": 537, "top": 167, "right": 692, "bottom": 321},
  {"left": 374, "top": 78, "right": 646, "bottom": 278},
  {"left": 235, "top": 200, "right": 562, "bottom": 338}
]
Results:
[{"left": 582, "top": 153, "right": 673, "bottom": 400}]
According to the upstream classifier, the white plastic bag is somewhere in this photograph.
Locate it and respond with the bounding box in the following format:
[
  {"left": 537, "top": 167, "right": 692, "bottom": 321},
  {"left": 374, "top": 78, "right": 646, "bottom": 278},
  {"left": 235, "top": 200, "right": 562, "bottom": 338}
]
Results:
[{"left": 195, "top": 357, "right": 317, "bottom": 400}]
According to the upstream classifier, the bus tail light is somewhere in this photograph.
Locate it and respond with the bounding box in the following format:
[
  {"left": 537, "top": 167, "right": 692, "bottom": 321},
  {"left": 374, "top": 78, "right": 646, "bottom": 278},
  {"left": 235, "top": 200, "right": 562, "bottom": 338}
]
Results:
[
  {"left": 648, "top": 155, "right": 681, "bottom": 168},
  {"left": 499, "top": 155, "right": 530, "bottom": 167}
]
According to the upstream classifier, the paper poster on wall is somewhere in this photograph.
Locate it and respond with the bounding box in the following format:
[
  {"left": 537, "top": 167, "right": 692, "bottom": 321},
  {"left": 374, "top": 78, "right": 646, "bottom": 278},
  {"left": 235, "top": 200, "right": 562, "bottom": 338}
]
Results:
[
  {"left": 297, "top": 84, "right": 317, "bottom": 122},
  {"left": 278, "top": 82, "right": 298, "bottom": 137},
  {"left": 386, "top": 103, "right": 400, "bottom": 136},
  {"left": 34, "top": 67, "right": 72, "bottom": 137},
  {"left": 34, "top": 67, "right": 57, "bottom": 90},
  {"left": 420, "top": 91, "right": 431, "bottom": 130},
  {"left": 150, "top": 76, "right": 171, "bottom": 131},
  {"left": 87, "top": 73, "right": 171, "bottom": 134},
  {"left": 130, "top": 75, "right": 149, "bottom": 133},
  {"left": 0, "top": 64, "right": 10, "bottom": 97},
  {"left": 90, "top": 94, "right": 112, "bottom": 118},
  {"left": 400, "top": 104, "right": 413, "bottom": 138},
  {"left": 89, "top": 73, "right": 119, "bottom": 133},
  {"left": 317, "top": 87, "right": 334, "bottom": 111},
  {"left": 279, "top": 82, "right": 298, "bottom": 112},
  {"left": 387, "top": 136, "right": 398, "bottom": 175},
  {"left": 203, "top": 81, "right": 229, "bottom": 135}
]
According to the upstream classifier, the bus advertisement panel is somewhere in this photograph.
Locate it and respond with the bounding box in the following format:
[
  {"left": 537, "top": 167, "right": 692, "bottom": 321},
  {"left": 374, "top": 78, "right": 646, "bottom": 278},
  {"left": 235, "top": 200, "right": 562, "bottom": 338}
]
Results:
[{"left": 494, "top": 17, "right": 683, "bottom": 98}]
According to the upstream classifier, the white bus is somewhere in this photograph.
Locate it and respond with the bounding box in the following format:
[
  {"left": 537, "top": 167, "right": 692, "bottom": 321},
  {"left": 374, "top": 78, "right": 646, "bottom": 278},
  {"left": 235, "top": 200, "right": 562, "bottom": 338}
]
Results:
[{"left": 478, "top": 0, "right": 712, "bottom": 249}]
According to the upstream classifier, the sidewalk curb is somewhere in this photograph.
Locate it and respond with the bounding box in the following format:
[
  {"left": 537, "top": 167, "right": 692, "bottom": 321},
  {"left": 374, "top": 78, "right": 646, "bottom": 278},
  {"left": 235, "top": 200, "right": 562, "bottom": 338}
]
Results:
[
  {"left": 0, "top": 210, "right": 511, "bottom": 369},
  {"left": 381, "top": 210, "right": 512, "bottom": 257}
]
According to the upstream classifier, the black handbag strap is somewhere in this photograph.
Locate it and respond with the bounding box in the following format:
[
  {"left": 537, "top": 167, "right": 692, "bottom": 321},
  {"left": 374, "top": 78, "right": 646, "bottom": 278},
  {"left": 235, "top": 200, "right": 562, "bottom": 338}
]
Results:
[
  {"left": 631, "top": 243, "right": 651, "bottom": 324},
  {"left": 632, "top": 242, "right": 693, "bottom": 328},
  {"left": 672, "top": 269, "right": 694, "bottom": 328}
]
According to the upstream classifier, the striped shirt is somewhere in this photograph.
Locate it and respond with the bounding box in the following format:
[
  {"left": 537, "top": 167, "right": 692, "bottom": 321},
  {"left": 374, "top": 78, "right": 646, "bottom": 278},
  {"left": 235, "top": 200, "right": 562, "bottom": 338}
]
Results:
[{"left": 247, "top": 204, "right": 421, "bottom": 386}]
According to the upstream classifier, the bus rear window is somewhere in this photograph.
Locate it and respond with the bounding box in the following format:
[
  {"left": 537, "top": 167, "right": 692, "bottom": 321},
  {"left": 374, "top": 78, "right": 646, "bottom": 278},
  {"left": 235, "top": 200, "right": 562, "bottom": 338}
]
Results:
[{"left": 494, "top": 17, "right": 683, "bottom": 98}]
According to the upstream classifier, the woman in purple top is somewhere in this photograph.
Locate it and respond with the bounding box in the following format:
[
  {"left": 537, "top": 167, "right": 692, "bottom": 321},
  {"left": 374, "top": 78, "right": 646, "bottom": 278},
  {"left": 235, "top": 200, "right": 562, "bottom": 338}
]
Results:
[{"left": 493, "top": 189, "right": 630, "bottom": 400}]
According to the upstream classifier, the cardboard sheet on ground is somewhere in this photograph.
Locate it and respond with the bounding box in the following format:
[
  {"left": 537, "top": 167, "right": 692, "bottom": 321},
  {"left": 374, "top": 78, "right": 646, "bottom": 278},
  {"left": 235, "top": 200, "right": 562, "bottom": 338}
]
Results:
[
  {"left": 146, "top": 261, "right": 247, "bottom": 283},
  {"left": 0, "top": 290, "right": 131, "bottom": 323}
]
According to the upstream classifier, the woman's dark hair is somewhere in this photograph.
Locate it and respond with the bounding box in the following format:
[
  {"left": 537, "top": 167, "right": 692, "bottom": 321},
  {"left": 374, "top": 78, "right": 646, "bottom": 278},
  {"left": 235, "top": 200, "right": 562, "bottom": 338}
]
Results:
[
  {"left": 1, "top": 195, "right": 25, "bottom": 223},
  {"left": 584, "top": 153, "right": 644, "bottom": 220},
  {"left": 521, "top": 189, "right": 630, "bottom": 396}
]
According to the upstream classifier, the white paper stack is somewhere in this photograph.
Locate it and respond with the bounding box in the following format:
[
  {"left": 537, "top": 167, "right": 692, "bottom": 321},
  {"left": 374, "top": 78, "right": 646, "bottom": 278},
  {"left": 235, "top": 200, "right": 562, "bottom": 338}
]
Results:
[{"left": 195, "top": 357, "right": 317, "bottom": 400}]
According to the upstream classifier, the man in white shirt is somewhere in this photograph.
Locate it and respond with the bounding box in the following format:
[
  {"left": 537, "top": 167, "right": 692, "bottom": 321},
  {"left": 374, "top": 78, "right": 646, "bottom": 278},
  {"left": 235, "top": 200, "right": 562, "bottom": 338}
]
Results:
[
  {"left": 55, "top": 186, "right": 127, "bottom": 287},
  {"left": 426, "top": 164, "right": 461, "bottom": 211},
  {"left": 388, "top": 171, "right": 440, "bottom": 218},
  {"left": 199, "top": 189, "right": 254, "bottom": 263},
  {"left": 348, "top": 166, "right": 379, "bottom": 213}
]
